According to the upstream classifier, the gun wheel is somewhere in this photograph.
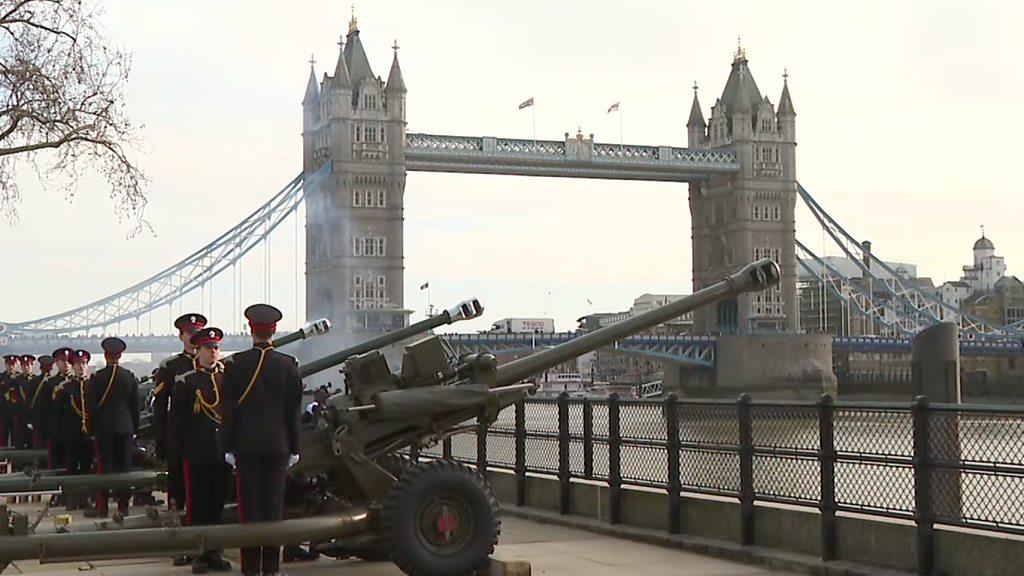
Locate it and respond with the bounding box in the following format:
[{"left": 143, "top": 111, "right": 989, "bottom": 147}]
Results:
[
  {"left": 376, "top": 453, "right": 417, "bottom": 479},
  {"left": 382, "top": 460, "right": 500, "bottom": 576}
]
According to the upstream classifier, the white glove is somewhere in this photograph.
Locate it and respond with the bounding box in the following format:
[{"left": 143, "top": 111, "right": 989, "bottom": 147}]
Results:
[
  {"left": 26, "top": 424, "right": 32, "bottom": 431},
  {"left": 288, "top": 454, "right": 300, "bottom": 468},
  {"left": 224, "top": 453, "right": 236, "bottom": 467}
]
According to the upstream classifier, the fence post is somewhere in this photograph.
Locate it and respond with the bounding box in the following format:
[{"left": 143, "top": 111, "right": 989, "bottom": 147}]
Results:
[
  {"left": 912, "top": 396, "right": 933, "bottom": 576},
  {"left": 583, "top": 397, "right": 594, "bottom": 479},
  {"left": 608, "top": 392, "right": 622, "bottom": 525},
  {"left": 818, "top": 394, "right": 837, "bottom": 561},
  {"left": 442, "top": 436, "right": 453, "bottom": 460},
  {"left": 737, "top": 393, "right": 754, "bottom": 546},
  {"left": 476, "top": 417, "right": 488, "bottom": 475},
  {"left": 558, "top": 392, "right": 571, "bottom": 515},
  {"left": 514, "top": 399, "right": 526, "bottom": 507},
  {"left": 666, "top": 393, "right": 681, "bottom": 534}
]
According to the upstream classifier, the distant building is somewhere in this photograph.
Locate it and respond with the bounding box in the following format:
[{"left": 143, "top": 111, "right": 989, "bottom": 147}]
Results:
[{"left": 936, "top": 233, "right": 1010, "bottom": 323}]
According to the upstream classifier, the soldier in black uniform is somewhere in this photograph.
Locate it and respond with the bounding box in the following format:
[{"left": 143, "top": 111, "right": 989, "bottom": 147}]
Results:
[
  {"left": 153, "top": 313, "right": 207, "bottom": 528},
  {"left": 55, "top": 349, "right": 93, "bottom": 510},
  {"left": 12, "top": 355, "right": 36, "bottom": 448},
  {"left": 41, "top": 348, "right": 74, "bottom": 469},
  {"left": 221, "top": 304, "right": 302, "bottom": 576},
  {"left": 26, "top": 355, "right": 54, "bottom": 450},
  {"left": 169, "top": 327, "right": 232, "bottom": 574},
  {"left": 86, "top": 338, "right": 140, "bottom": 518},
  {"left": 0, "top": 355, "right": 17, "bottom": 447}
]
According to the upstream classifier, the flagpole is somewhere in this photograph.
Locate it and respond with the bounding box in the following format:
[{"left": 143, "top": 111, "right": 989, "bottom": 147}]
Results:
[
  {"left": 532, "top": 103, "right": 536, "bottom": 144},
  {"left": 619, "top": 104, "right": 623, "bottom": 150}
]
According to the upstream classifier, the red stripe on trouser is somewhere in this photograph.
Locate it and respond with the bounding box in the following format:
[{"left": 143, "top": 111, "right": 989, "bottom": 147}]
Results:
[
  {"left": 235, "top": 460, "right": 248, "bottom": 574},
  {"left": 94, "top": 440, "right": 106, "bottom": 513},
  {"left": 183, "top": 459, "right": 193, "bottom": 527}
]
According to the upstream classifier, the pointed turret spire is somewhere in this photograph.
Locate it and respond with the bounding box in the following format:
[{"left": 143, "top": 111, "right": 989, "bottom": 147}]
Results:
[
  {"left": 687, "top": 82, "right": 705, "bottom": 128},
  {"left": 333, "top": 34, "right": 351, "bottom": 90},
  {"left": 778, "top": 69, "right": 796, "bottom": 116},
  {"left": 303, "top": 55, "right": 320, "bottom": 106},
  {"left": 343, "top": 18, "right": 375, "bottom": 84},
  {"left": 385, "top": 39, "right": 406, "bottom": 94}
]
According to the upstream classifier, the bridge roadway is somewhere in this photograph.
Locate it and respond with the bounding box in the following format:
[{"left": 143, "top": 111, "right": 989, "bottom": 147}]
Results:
[
  {"left": 3, "top": 331, "right": 1021, "bottom": 362},
  {"left": 2, "top": 503, "right": 797, "bottom": 576}
]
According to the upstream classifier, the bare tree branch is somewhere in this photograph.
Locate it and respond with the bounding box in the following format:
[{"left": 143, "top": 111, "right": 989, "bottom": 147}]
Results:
[{"left": 0, "top": 0, "right": 147, "bottom": 227}]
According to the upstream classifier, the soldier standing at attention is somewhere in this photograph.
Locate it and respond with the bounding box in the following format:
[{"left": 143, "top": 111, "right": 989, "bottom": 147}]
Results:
[
  {"left": 27, "top": 355, "right": 55, "bottom": 450},
  {"left": 42, "top": 348, "right": 74, "bottom": 470},
  {"left": 169, "top": 327, "right": 232, "bottom": 574},
  {"left": 153, "top": 315, "right": 206, "bottom": 523},
  {"left": 56, "top": 350, "right": 93, "bottom": 510},
  {"left": 221, "top": 304, "right": 302, "bottom": 576},
  {"left": 87, "top": 338, "right": 139, "bottom": 518},
  {"left": 0, "top": 355, "right": 17, "bottom": 447},
  {"left": 12, "top": 355, "right": 36, "bottom": 448}
]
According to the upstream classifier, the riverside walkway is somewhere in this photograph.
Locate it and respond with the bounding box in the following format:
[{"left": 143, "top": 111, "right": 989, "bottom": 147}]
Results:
[{"left": 2, "top": 511, "right": 798, "bottom": 576}]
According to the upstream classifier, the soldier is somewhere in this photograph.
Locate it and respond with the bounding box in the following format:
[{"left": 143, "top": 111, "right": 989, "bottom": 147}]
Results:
[
  {"left": 27, "top": 355, "right": 55, "bottom": 450},
  {"left": 86, "top": 338, "right": 139, "bottom": 518},
  {"left": 12, "top": 355, "right": 35, "bottom": 448},
  {"left": 221, "top": 304, "right": 302, "bottom": 576},
  {"left": 41, "top": 348, "right": 74, "bottom": 470},
  {"left": 153, "top": 313, "right": 207, "bottom": 526},
  {"left": 55, "top": 349, "right": 93, "bottom": 510},
  {"left": 169, "top": 327, "right": 232, "bottom": 574},
  {"left": 0, "top": 355, "right": 16, "bottom": 446}
]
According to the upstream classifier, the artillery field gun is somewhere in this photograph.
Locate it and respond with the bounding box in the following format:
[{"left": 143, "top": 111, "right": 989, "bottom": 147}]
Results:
[{"left": 0, "top": 259, "right": 781, "bottom": 576}]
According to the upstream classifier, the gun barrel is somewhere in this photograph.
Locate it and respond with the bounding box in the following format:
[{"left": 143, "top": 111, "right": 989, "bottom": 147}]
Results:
[
  {"left": 272, "top": 318, "right": 331, "bottom": 348},
  {"left": 299, "top": 299, "right": 483, "bottom": 378},
  {"left": 492, "top": 259, "right": 781, "bottom": 387}
]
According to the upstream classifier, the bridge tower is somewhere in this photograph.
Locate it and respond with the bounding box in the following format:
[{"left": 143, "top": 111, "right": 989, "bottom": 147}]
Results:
[
  {"left": 688, "top": 47, "right": 798, "bottom": 334},
  {"left": 302, "top": 14, "right": 410, "bottom": 355}
]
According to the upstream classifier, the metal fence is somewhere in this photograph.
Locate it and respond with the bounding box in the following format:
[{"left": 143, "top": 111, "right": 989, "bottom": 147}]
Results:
[{"left": 420, "top": 393, "right": 1024, "bottom": 576}]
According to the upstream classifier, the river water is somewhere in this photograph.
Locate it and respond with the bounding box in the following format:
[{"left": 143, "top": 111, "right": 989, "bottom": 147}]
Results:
[{"left": 423, "top": 401, "right": 1024, "bottom": 531}]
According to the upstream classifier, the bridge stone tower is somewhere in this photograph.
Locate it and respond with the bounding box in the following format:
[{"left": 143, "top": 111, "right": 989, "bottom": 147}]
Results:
[
  {"left": 302, "top": 15, "right": 410, "bottom": 359},
  {"left": 687, "top": 47, "right": 798, "bottom": 335}
]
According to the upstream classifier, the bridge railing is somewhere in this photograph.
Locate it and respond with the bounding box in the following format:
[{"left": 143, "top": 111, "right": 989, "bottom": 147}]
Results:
[{"left": 418, "top": 394, "right": 1024, "bottom": 575}]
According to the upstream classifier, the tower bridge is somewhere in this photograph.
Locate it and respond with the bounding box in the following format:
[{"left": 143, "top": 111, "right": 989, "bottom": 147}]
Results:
[{"left": 2, "top": 16, "right": 1023, "bottom": 397}]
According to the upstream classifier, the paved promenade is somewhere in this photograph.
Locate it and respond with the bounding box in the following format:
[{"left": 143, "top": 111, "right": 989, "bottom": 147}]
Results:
[{"left": 3, "top": 508, "right": 797, "bottom": 576}]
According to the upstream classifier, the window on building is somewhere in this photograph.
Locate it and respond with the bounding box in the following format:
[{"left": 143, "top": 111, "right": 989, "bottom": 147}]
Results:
[
  {"left": 377, "top": 237, "right": 387, "bottom": 257},
  {"left": 753, "top": 205, "right": 761, "bottom": 220},
  {"left": 365, "top": 190, "right": 375, "bottom": 208},
  {"left": 772, "top": 205, "right": 781, "bottom": 221},
  {"left": 364, "top": 92, "right": 377, "bottom": 110},
  {"left": 365, "top": 237, "right": 376, "bottom": 257},
  {"left": 377, "top": 190, "right": 387, "bottom": 207},
  {"left": 352, "top": 237, "right": 364, "bottom": 257},
  {"left": 352, "top": 190, "right": 362, "bottom": 207}
]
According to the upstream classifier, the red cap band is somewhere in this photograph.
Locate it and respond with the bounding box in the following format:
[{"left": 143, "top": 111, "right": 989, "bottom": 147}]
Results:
[{"left": 249, "top": 321, "right": 277, "bottom": 332}]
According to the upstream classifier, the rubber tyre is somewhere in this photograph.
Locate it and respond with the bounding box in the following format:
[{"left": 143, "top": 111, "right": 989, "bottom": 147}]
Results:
[
  {"left": 382, "top": 460, "right": 500, "bottom": 576},
  {"left": 376, "top": 453, "right": 417, "bottom": 479}
]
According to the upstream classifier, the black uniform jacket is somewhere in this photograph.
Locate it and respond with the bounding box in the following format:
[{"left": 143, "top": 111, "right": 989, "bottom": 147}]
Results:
[
  {"left": 168, "top": 364, "right": 225, "bottom": 464},
  {"left": 12, "top": 374, "right": 32, "bottom": 423},
  {"left": 24, "top": 373, "right": 50, "bottom": 431},
  {"left": 220, "top": 343, "right": 302, "bottom": 457},
  {"left": 54, "top": 376, "right": 89, "bottom": 442},
  {"left": 36, "top": 372, "right": 70, "bottom": 441},
  {"left": 153, "top": 353, "right": 195, "bottom": 451},
  {"left": 0, "top": 372, "right": 14, "bottom": 419},
  {"left": 87, "top": 365, "right": 140, "bottom": 438}
]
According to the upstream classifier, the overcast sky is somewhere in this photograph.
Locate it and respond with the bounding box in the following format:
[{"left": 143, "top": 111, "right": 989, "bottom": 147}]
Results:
[{"left": 1, "top": 0, "right": 1019, "bottom": 335}]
